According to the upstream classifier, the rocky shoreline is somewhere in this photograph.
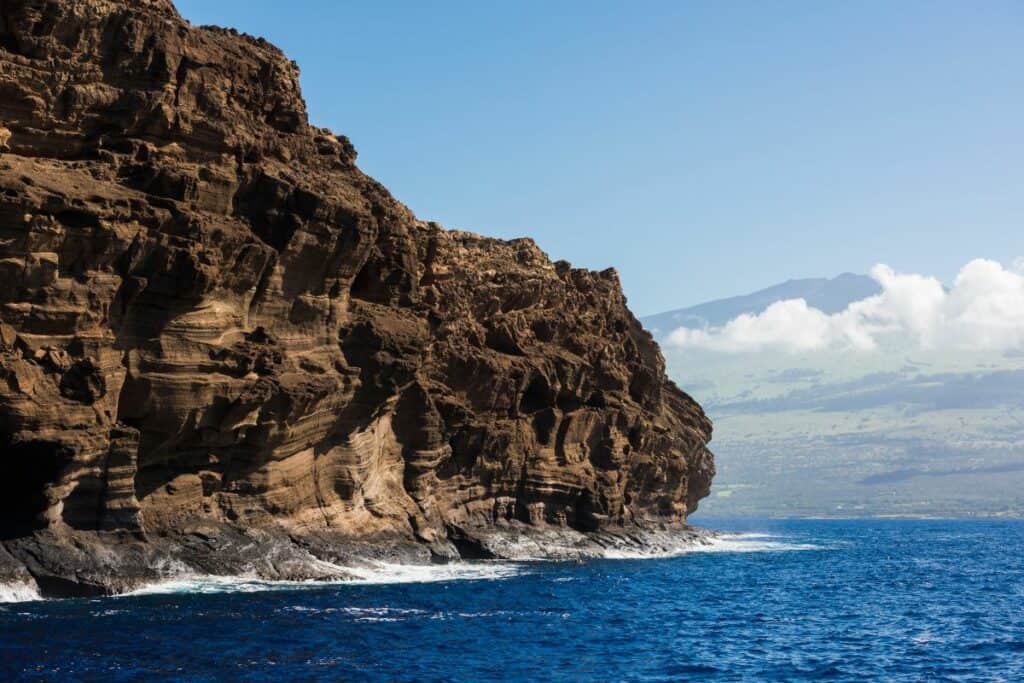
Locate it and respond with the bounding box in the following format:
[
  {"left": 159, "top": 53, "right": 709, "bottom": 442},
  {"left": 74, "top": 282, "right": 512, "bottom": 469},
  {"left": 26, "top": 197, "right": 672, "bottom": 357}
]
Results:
[{"left": 0, "top": 525, "right": 718, "bottom": 600}]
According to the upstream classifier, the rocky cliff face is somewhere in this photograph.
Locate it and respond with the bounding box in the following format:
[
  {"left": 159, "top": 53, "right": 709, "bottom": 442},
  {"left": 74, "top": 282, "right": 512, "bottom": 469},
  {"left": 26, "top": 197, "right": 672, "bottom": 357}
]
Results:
[{"left": 0, "top": 0, "right": 713, "bottom": 596}]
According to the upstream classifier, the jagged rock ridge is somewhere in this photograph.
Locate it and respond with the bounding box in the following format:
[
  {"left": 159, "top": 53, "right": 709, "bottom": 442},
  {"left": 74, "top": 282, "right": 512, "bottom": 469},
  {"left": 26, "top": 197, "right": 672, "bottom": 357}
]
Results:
[{"left": 0, "top": 0, "right": 713, "bottom": 596}]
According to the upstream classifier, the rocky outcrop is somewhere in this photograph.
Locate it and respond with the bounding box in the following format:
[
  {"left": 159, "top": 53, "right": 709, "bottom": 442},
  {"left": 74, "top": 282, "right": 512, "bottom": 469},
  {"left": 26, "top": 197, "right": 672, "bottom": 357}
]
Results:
[{"left": 0, "top": 0, "right": 713, "bottom": 597}]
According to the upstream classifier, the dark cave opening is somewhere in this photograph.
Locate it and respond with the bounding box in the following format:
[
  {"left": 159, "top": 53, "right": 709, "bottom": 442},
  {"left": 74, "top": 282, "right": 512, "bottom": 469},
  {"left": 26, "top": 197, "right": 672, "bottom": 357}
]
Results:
[{"left": 0, "top": 440, "right": 68, "bottom": 540}]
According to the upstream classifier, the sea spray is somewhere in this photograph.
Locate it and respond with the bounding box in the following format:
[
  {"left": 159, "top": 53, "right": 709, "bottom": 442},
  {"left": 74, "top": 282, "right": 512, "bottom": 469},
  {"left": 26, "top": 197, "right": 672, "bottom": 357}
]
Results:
[{"left": 0, "top": 582, "right": 42, "bottom": 604}]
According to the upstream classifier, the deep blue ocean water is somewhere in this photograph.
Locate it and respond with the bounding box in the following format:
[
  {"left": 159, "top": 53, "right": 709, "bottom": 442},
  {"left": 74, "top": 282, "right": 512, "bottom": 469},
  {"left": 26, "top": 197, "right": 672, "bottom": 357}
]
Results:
[{"left": 2, "top": 519, "right": 1023, "bottom": 682}]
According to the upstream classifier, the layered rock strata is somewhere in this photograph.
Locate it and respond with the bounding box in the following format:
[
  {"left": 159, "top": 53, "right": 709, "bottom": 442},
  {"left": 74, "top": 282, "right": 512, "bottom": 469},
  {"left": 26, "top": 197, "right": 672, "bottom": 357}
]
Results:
[{"left": 0, "top": 0, "right": 714, "bottom": 596}]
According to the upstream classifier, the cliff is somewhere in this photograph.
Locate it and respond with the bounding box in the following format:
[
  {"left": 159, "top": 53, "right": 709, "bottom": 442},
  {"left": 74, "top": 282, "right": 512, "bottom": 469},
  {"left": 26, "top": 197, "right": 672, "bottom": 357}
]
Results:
[{"left": 0, "top": 0, "right": 713, "bottom": 597}]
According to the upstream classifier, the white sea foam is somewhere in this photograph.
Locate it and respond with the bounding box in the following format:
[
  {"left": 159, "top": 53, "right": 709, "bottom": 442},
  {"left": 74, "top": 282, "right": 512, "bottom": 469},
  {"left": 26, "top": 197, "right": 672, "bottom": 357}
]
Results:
[
  {"left": 278, "top": 604, "right": 525, "bottom": 622},
  {"left": 123, "top": 560, "right": 527, "bottom": 598},
  {"left": 0, "top": 581, "right": 42, "bottom": 603},
  {"left": 125, "top": 534, "right": 819, "bottom": 596},
  {"left": 7, "top": 533, "right": 817, "bottom": 602},
  {"left": 600, "top": 532, "right": 822, "bottom": 559},
  {"left": 282, "top": 606, "right": 433, "bottom": 622},
  {"left": 344, "top": 561, "right": 525, "bottom": 585},
  {"left": 124, "top": 575, "right": 305, "bottom": 597}
]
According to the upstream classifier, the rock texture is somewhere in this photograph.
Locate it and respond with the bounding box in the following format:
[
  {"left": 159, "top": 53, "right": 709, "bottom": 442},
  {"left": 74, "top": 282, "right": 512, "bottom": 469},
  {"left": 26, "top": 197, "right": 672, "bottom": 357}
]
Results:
[{"left": 0, "top": 0, "right": 713, "bottom": 596}]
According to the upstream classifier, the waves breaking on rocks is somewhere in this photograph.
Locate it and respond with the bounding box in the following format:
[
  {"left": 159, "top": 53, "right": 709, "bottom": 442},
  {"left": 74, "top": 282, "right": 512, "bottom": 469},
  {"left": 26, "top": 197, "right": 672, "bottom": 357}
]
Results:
[
  {"left": 0, "top": 582, "right": 42, "bottom": 604},
  {"left": 0, "top": 532, "right": 820, "bottom": 603}
]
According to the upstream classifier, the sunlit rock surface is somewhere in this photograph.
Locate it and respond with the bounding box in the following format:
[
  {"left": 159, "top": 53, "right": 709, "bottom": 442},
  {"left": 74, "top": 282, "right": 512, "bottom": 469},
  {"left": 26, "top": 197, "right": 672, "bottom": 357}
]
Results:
[{"left": 0, "top": 0, "right": 713, "bottom": 596}]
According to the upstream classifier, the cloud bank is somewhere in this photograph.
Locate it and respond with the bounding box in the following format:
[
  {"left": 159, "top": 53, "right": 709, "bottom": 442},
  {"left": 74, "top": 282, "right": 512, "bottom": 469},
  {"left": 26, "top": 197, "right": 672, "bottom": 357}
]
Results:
[{"left": 666, "top": 259, "right": 1024, "bottom": 354}]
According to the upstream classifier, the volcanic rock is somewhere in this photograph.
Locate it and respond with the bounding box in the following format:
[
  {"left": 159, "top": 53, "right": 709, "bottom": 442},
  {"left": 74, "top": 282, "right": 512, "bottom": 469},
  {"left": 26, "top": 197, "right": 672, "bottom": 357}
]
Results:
[{"left": 0, "top": 0, "right": 714, "bottom": 596}]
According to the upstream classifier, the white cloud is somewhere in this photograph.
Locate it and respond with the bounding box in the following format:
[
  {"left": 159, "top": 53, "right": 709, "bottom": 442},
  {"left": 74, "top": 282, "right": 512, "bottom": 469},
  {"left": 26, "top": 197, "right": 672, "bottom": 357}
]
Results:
[{"left": 665, "top": 258, "right": 1024, "bottom": 354}]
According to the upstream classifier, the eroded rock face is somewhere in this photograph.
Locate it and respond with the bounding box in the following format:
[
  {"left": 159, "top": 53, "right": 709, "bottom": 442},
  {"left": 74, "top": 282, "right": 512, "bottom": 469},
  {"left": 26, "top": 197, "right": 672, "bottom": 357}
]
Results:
[{"left": 0, "top": 0, "right": 713, "bottom": 594}]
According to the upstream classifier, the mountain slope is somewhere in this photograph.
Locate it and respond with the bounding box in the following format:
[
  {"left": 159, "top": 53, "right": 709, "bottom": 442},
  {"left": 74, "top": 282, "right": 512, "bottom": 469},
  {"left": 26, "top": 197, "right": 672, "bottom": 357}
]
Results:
[
  {"left": 642, "top": 272, "right": 879, "bottom": 334},
  {"left": 646, "top": 273, "right": 1024, "bottom": 519}
]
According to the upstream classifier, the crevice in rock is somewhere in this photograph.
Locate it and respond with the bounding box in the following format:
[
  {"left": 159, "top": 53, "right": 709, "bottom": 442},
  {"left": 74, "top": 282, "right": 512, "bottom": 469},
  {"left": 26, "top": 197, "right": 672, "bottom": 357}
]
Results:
[{"left": 519, "top": 373, "right": 552, "bottom": 415}]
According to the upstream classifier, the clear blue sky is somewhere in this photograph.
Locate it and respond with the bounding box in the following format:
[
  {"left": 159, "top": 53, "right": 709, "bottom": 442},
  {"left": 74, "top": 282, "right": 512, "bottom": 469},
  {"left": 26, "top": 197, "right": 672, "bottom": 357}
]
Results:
[{"left": 176, "top": 0, "right": 1023, "bottom": 316}]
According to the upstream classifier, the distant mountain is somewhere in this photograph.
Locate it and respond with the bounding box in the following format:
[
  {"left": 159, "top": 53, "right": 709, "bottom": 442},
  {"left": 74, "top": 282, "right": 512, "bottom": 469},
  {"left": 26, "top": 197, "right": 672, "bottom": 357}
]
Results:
[
  {"left": 641, "top": 272, "right": 880, "bottom": 335},
  {"left": 650, "top": 272, "right": 1024, "bottom": 519}
]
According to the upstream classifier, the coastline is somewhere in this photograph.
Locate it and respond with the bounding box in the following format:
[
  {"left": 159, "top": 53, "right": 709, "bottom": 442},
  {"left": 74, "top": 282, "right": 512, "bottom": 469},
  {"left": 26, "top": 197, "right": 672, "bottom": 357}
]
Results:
[{"left": 0, "top": 524, "right": 720, "bottom": 602}]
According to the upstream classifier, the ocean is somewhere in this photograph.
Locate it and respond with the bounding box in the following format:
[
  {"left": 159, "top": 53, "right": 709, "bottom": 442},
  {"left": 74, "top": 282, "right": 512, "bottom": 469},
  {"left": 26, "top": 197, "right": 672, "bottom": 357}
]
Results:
[{"left": 2, "top": 519, "right": 1022, "bottom": 681}]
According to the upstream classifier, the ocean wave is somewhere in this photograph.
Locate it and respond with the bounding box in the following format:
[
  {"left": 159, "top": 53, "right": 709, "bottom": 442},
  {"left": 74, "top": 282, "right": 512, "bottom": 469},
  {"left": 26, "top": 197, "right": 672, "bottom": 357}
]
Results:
[
  {"left": 600, "top": 532, "right": 823, "bottom": 559},
  {"left": 279, "top": 604, "right": 530, "bottom": 623},
  {"left": 124, "top": 575, "right": 315, "bottom": 597},
  {"left": 4, "top": 533, "right": 819, "bottom": 602},
  {"left": 0, "top": 581, "right": 42, "bottom": 604},
  {"left": 124, "top": 560, "right": 527, "bottom": 598},
  {"left": 127, "top": 533, "right": 821, "bottom": 596},
  {"left": 344, "top": 561, "right": 526, "bottom": 585}
]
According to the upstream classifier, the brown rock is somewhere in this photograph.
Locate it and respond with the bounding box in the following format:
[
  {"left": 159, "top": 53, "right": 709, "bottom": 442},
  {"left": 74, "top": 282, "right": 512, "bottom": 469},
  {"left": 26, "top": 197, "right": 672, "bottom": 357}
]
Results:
[{"left": 0, "top": 0, "right": 713, "bottom": 595}]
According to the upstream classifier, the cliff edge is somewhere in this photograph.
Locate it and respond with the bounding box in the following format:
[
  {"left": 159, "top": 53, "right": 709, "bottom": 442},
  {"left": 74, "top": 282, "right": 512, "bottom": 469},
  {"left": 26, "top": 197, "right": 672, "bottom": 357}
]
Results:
[{"left": 0, "top": 0, "right": 713, "bottom": 597}]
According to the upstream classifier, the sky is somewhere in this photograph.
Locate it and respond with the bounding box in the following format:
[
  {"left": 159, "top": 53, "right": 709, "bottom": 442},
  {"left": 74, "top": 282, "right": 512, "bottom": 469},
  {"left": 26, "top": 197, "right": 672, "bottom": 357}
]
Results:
[{"left": 175, "top": 0, "right": 1023, "bottom": 316}]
